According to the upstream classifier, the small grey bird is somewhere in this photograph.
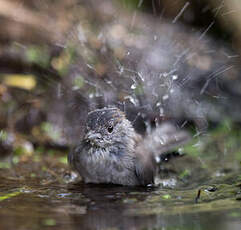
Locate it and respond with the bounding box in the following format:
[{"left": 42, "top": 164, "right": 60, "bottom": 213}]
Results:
[{"left": 68, "top": 107, "right": 189, "bottom": 186}]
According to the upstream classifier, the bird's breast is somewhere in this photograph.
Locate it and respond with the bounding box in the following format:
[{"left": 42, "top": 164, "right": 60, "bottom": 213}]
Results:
[{"left": 77, "top": 146, "right": 138, "bottom": 185}]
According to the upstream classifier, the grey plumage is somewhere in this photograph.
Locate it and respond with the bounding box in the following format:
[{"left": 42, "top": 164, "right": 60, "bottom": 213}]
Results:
[{"left": 68, "top": 107, "right": 189, "bottom": 186}]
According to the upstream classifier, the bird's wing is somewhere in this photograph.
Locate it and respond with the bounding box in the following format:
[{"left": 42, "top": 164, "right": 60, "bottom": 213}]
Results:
[
  {"left": 144, "top": 122, "right": 191, "bottom": 156},
  {"left": 134, "top": 142, "right": 157, "bottom": 186}
]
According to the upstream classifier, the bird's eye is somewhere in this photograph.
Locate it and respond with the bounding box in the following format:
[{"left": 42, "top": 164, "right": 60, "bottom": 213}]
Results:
[{"left": 107, "top": 125, "right": 113, "bottom": 133}]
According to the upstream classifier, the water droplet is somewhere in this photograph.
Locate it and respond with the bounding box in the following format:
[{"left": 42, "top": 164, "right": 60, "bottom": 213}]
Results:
[
  {"left": 159, "top": 107, "right": 164, "bottom": 116},
  {"left": 172, "top": 75, "right": 178, "bottom": 80},
  {"left": 162, "top": 95, "right": 169, "bottom": 100},
  {"left": 163, "top": 72, "right": 168, "bottom": 77},
  {"left": 131, "top": 83, "right": 136, "bottom": 89},
  {"left": 156, "top": 102, "right": 161, "bottom": 107}
]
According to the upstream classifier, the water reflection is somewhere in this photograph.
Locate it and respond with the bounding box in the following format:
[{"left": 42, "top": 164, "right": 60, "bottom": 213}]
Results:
[
  {"left": 68, "top": 183, "right": 156, "bottom": 230},
  {"left": 66, "top": 183, "right": 241, "bottom": 230},
  {"left": 0, "top": 180, "right": 240, "bottom": 230}
]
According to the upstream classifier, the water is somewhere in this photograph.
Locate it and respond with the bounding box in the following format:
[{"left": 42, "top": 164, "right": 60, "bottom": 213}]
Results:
[{"left": 0, "top": 172, "right": 240, "bottom": 230}]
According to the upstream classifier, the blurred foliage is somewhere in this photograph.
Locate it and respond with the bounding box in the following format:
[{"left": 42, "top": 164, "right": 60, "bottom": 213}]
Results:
[
  {"left": 51, "top": 45, "right": 77, "bottom": 76},
  {"left": 0, "top": 130, "right": 8, "bottom": 141},
  {"left": 26, "top": 46, "right": 50, "bottom": 68},
  {"left": 0, "top": 161, "right": 10, "bottom": 169},
  {"left": 0, "top": 190, "right": 21, "bottom": 202},
  {"left": 118, "top": 0, "right": 140, "bottom": 10},
  {"left": 2, "top": 74, "right": 36, "bottom": 90},
  {"left": 42, "top": 218, "right": 57, "bottom": 227},
  {"left": 41, "top": 122, "right": 62, "bottom": 142},
  {"left": 73, "top": 75, "right": 85, "bottom": 90}
]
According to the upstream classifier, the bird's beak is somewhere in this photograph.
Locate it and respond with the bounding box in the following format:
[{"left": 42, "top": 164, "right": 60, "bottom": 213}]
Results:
[{"left": 84, "top": 131, "right": 102, "bottom": 141}]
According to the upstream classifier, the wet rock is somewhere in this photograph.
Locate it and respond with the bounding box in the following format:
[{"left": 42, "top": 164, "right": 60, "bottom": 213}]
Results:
[{"left": 205, "top": 185, "right": 218, "bottom": 192}]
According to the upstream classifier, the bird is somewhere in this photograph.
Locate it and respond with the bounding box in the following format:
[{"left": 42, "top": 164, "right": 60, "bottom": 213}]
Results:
[{"left": 68, "top": 107, "right": 189, "bottom": 186}]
